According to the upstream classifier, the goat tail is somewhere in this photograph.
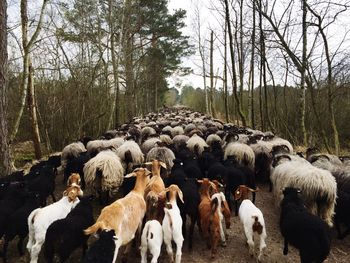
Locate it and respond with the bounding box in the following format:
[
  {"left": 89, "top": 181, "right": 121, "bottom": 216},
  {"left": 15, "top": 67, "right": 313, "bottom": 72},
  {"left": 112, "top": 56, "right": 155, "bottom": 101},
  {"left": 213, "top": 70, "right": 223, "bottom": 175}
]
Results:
[
  {"left": 209, "top": 197, "right": 219, "bottom": 231},
  {"left": 84, "top": 221, "right": 106, "bottom": 236},
  {"left": 164, "top": 208, "right": 174, "bottom": 233},
  {"left": 252, "top": 215, "right": 263, "bottom": 235},
  {"left": 27, "top": 208, "right": 40, "bottom": 251},
  {"left": 27, "top": 208, "right": 40, "bottom": 232},
  {"left": 141, "top": 221, "right": 151, "bottom": 248}
]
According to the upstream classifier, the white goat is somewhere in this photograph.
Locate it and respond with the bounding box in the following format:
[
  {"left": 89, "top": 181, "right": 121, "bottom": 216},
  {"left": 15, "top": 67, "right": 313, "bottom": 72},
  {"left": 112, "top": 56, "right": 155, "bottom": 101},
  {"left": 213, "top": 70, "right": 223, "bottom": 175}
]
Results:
[
  {"left": 140, "top": 220, "right": 163, "bottom": 263},
  {"left": 162, "top": 185, "right": 184, "bottom": 263},
  {"left": 234, "top": 185, "right": 266, "bottom": 261},
  {"left": 27, "top": 185, "right": 82, "bottom": 263}
]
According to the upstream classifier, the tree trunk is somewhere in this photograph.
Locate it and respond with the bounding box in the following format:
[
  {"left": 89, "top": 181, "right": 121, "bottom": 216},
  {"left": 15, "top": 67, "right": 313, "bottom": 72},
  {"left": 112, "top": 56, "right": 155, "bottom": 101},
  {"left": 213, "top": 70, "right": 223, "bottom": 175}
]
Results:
[
  {"left": 248, "top": 0, "right": 256, "bottom": 129},
  {"left": 239, "top": 0, "right": 244, "bottom": 109},
  {"left": 306, "top": 2, "right": 340, "bottom": 153},
  {"left": 122, "top": 0, "right": 135, "bottom": 121},
  {"left": 300, "top": 0, "right": 308, "bottom": 146},
  {"left": 261, "top": 26, "right": 273, "bottom": 131},
  {"left": 107, "top": 0, "right": 123, "bottom": 128},
  {"left": 259, "top": 56, "right": 264, "bottom": 130},
  {"left": 224, "top": 21, "right": 229, "bottom": 123},
  {"left": 224, "top": 0, "right": 246, "bottom": 126},
  {"left": 258, "top": 0, "right": 264, "bottom": 130},
  {"left": 27, "top": 57, "right": 42, "bottom": 159},
  {"left": 0, "top": 0, "right": 12, "bottom": 175},
  {"left": 210, "top": 30, "right": 215, "bottom": 117},
  {"left": 11, "top": 0, "right": 49, "bottom": 142}
]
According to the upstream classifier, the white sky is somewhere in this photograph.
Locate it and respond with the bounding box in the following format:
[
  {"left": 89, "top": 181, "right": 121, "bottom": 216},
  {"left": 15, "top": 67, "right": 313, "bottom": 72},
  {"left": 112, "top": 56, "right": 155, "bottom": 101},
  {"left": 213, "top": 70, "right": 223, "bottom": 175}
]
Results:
[{"left": 167, "top": 0, "right": 215, "bottom": 90}]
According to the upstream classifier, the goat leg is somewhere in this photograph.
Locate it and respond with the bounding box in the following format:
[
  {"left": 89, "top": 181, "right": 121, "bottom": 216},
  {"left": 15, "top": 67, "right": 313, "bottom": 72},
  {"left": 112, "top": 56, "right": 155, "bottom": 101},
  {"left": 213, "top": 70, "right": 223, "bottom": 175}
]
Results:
[{"left": 283, "top": 238, "right": 289, "bottom": 255}]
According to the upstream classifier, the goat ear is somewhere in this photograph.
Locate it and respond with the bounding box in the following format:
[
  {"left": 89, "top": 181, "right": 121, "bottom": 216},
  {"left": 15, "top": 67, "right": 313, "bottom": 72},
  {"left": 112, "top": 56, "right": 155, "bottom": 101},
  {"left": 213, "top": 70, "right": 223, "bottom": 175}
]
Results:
[
  {"left": 125, "top": 172, "right": 136, "bottom": 178},
  {"left": 220, "top": 192, "right": 226, "bottom": 201},
  {"left": 144, "top": 162, "right": 152, "bottom": 166},
  {"left": 67, "top": 188, "right": 78, "bottom": 201},
  {"left": 209, "top": 182, "right": 216, "bottom": 190},
  {"left": 145, "top": 169, "right": 152, "bottom": 176},
  {"left": 159, "top": 161, "right": 167, "bottom": 169},
  {"left": 177, "top": 189, "right": 184, "bottom": 203},
  {"left": 197, "top": 179, "right": 203, "bottom": 184}
]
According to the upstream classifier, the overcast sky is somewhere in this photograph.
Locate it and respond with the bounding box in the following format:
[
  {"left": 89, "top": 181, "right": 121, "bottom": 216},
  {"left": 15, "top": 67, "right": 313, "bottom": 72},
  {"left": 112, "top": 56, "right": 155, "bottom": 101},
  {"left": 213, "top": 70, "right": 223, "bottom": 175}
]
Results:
[{"left": 167, "top": 0, "right": 214, "bottom": 90}]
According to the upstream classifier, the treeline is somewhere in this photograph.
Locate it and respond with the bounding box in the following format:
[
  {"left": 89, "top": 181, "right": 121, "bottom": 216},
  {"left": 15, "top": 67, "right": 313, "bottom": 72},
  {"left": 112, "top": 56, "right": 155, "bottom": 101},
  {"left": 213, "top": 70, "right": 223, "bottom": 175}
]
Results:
[
  {"left": 181, "top": 0, "right": 350, "bottom": 154},
  {"left": 6, "top": 0, "right": 191, "bottom": 154},
  {"left": 179, "top": 84, "right": 350, "bottom": 150}
]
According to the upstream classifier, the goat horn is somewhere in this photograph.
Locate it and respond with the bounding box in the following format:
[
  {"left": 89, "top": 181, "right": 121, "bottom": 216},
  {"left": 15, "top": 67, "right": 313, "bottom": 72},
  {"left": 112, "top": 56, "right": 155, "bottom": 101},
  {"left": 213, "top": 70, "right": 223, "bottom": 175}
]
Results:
[{"left": 248, "top": 187, "right": 259, "bottom": 193}]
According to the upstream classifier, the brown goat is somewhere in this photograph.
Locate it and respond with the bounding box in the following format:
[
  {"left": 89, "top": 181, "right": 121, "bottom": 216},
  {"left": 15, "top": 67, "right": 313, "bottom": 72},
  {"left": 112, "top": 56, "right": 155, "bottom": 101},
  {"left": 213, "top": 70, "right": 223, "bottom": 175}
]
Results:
[
  {"left": 198, "top": 178, "right": 221, "bottom": 258},
  {"left": 144, "top": 160, "right": 167, "bottom": 222},
  {"left": 84, "top": 168, "right": 151, "bottom": 263}
]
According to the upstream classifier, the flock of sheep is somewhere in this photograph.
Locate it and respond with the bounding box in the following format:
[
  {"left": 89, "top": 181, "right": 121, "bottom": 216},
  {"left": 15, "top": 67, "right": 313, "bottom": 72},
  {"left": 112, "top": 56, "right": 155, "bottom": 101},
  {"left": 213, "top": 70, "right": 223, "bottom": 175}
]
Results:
[{"left": 0, "top": 106, "right": 349, "bottom": 263}]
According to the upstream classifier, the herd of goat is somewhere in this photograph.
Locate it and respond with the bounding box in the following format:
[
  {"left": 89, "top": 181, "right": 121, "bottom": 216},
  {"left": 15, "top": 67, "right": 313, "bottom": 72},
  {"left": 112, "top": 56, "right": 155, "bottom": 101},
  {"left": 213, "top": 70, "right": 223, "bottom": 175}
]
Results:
[{"left": 0, "top": 106, "right": 349, "bottom": 263}]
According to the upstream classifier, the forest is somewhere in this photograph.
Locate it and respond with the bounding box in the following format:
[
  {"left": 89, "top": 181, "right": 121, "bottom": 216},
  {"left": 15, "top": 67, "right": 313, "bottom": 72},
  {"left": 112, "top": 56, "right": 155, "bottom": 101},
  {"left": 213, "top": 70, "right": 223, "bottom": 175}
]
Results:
[{"left": 1, "top": 0, "right": 350, "bottom": 174}]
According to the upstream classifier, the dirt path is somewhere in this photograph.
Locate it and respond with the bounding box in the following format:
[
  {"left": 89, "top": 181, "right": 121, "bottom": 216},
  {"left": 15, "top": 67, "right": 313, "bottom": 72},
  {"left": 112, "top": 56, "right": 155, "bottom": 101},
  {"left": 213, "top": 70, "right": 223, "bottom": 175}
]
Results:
[{"left": 4, "top": 180, "right": 350, "bottom": 263}]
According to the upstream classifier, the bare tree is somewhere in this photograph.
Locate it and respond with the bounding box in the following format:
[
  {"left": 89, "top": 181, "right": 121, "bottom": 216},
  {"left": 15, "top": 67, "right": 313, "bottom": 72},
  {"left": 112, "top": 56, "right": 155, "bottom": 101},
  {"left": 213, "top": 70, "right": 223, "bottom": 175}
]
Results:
[
  {"left": 0, "top": 0, "right": 12, "bottom": 175},
  {"left": 10, "top": 0, "right": 49, "bottom": 159},
  {"left": 224, "top": 0, "right": 246, "bottom": 126},
  {"left": 306, "top": 1, "right": 345, "bottom": 154},
  {"left": 223, "top": 20, "right": 229, "bottom": 122},
  {"left": 209, "top": 30, "right": 216, "bottom": 117},
  {"left": 248, "top": 0, "right": 256, "bottom": 128},
  {"left": 300, "top": 0, "right": 308, "bottom": 146},
  {"left": 193, "top": 3, "right": 209, "bottom": 114}
]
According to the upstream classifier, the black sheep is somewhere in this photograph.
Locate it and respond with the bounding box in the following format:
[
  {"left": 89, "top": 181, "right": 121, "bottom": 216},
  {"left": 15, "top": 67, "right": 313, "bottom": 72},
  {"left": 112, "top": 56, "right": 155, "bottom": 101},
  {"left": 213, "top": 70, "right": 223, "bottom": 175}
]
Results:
[
  {"left": 334, "top": 189, "right": 350, "bottom": 239},
  {"left": 2, "top": 191, "right": 41, "bottom": 261},
  {"left": 223, "top": 156, "right": 245, "bottom": 215},
  {"left": 166, "top": 159, "right": 200, "bottom": 250},
  {"left": 0, "top": 180, "right": 26, "bottom": 200},
  {"left": 82, "top": 229, "right": 116, "bottom": 263},
  {"left": 234, "top": 162, "right": 257, "bottom": 203},
  {"left": 280, "top": 187, "right": 331, "bottom": 263},
  {"left": 0, "top": 170, "right": 25, "bottom": 184},
  {"left": 182, "top": 152, "right": 203, "bottom": 180},
  {"left": 29, "top": 155, "right": 61, "bottom": 175},
  {"left": 207, "top": 160, "right": 228, "bottom": 185},
  {"left": 44, "top": 195, "right": 95, "bottom": 263},
  {"left": 0, "top": 187, "right": 27, "bottom": 241},
  {"left": 27, "top": 165, "right": 56, "bottom": 206},
  {"left": 64, "top": 151, "right": 91, "bottom": 189},
  {"left": 210, "top": 140, "right": 224, "bottom": 162}
]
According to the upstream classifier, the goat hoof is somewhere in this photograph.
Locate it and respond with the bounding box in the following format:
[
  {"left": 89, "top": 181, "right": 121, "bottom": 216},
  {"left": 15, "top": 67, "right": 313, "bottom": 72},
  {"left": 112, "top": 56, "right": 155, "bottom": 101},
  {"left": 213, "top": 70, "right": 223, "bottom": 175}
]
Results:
[{"left": 221, "top": 241, "right": 227, "bottom": 247}]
